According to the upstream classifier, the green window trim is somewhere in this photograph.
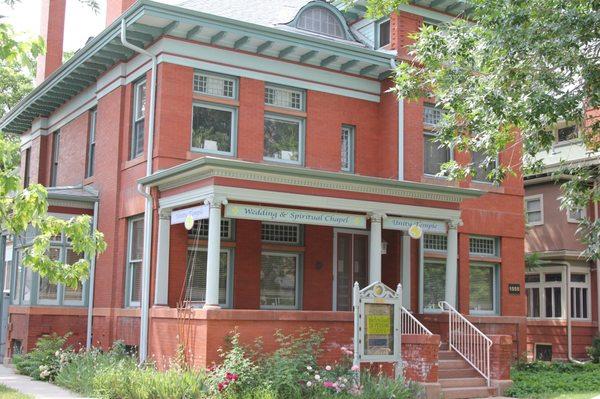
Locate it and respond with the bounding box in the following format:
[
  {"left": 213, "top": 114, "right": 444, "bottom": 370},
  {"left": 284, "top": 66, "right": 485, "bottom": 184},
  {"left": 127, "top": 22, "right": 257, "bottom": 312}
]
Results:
[
  {"left": 469, "top": 262, "right": 500, "bottom": 316},
  {"left": 263, "top": 113, "right": 305, "bottom": 166},
  {"left": 190, "top": 101, "right": 238, "bottom": 157},
  {"left": 184, "top": 246, "right": 235, "bottom": 308},
  {"left": 260, "top": 251, "right": 303, "bottom": 310},
  {"left": 125, "top": 216, "right": 144, "bottom": 308}
]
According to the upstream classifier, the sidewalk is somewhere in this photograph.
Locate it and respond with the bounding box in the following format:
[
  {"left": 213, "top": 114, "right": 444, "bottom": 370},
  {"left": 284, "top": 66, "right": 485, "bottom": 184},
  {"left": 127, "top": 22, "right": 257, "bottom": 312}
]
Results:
[{"left": 0, "top": 365, "right": 81, "bottom": 398}]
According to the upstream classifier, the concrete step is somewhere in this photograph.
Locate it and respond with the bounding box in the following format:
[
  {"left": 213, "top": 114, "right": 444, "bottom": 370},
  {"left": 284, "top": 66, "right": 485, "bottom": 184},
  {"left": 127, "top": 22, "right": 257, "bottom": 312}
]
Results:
[
  {"left": 439, "top": 377, "right": 487, "bottom": 388},
  {"left": 441, "top": 386, "right": 497, "bottom": 399},
  {"left": 438, "top": 358, "right": 469, "bottom": 369},
  {"left": 439, "top": 350, "right": 460, "bottom": 360},
  {"left": 438, "top": 368, "right": 480, "bottom": 379}
]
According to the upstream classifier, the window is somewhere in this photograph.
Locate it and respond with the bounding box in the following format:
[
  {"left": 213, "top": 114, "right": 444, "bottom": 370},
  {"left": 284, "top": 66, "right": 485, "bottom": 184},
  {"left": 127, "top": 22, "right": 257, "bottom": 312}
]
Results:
[
  {"left": 38, "top": 247, "right": 60, "bottom": 304},
  {"left": 525, "top": 195, "right": 543, "bottom": 225},
  {"left": 191, "top": 103, "right": 236, "bottom": 155},
  {"left": 126, "top": 217, "right": 144, "bottom": 307},
  {"left": 264, "top": 114, "right": 304, "bottom": 164},
  {"left": 189, "top": 219, "right": 233, "bottom": 240},
  {"left": 23, "top": 148, "right": 31, "bottom": 188},
  {"left": 570, "top": 273, "right": 590, "bottom": 320},
  {"left": 525, "top": 271, "right": 564, "bottom": 319},
  {"left": 264, "top": 85, "right": 304, "bottom": 111},
  {"left": 535, "top": 344, "right": 552, "bottom": 361},
  {"left": 543, "top": 273, "right": 562, "bottom": 318},
  {"left": 341, "top": 125, "right": 355, "bottom": 172},
  {"left": 567, "top": 206, "right": 587, "bottom": 223},
  {"left": 261, "top": 223, "right": 301, "bottom": 244},
  {"left": 63, "top": 248, "right": 83, "bottom": 303},
  {"left": 422, "top": 260, "right": 445, "bottom": 312},
  {"left": 130, "top": 80, "right": 146, "bottom": 159},
  {"left": 193, "top": 72, "right": 236, "bottom": 99},
  {"left": 470, "top": 263, "right": 498, "bottom": 315},
  {"left": 184, "top": 247, "right": 231, "bottom": 307},
  {"left": 423, "top": 104, "right": 450, "bottom": 175},
  {"left": 260, "top": 252, "right": 301, "bottom": 309},
  {"left": 3, "top": 242, "right": 11, "bottom": 293},
  {"left": 85, "top": 108, "right": 97, "bottom": 178},
  {"left": 296, "top": 6, "right": 345, "bottom": 38},
  {"left": 471, "top": 150, "right": 497, "bottom": 182},
  {"left": 377, "top": 19, "right": 390, "bottom": 48},
  {"left": 469, "top": 236, "right": 499, "bottom": 257},
  {"left": 49, "top": 130, "right": 60, "bottom": 186},
  {"left": 557, "top": 125, "right": 578, "bottom": 142},
  {"left": 423, "top": 234, "right": 447, "bottom": 252}
]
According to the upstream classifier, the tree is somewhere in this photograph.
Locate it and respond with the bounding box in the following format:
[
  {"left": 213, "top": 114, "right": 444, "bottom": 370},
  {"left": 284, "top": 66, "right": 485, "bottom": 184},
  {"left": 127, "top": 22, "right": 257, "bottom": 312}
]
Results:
[
  {"left": 0, "top": 0, "right": 106, "bottom": 287},
  {"left": 350, "top": 0, "right": 600, "bottom": 260}
]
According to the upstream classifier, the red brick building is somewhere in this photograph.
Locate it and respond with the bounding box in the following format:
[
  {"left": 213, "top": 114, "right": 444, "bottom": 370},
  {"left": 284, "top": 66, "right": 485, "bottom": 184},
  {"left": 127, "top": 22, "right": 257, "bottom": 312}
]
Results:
[{"left": 0, "top": 0, "right": 529, "bottom": 397}]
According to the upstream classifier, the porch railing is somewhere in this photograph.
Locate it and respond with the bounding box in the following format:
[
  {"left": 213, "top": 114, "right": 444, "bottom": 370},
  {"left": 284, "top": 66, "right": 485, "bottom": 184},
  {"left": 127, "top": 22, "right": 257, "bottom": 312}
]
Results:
[
  {"left": 401, "top": 306, "right": 433, "bottom": 335},
  {"left": 438, "top": 301, "right": 492, "bottom": 387}
]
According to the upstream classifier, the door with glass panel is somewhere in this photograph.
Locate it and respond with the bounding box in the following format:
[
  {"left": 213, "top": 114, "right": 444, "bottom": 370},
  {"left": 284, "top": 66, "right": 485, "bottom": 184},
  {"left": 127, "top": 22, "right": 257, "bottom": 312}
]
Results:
[{"left": 334, "top": 231, "right": 369, "bottom": 311}]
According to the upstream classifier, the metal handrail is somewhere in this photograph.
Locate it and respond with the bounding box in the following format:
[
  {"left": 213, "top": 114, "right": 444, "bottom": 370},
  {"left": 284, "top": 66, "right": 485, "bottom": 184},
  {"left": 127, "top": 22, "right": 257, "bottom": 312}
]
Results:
[
  {"left": 401, "top": 306, "right": 433, "bottom": 335},
  {"left": 439, "top": 301, "right": 493, "bottom": 387}
]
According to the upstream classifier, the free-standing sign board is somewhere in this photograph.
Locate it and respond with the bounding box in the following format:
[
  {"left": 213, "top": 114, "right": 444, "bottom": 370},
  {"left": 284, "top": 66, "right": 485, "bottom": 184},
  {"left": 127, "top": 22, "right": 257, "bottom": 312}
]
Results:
[{"left": 353, "top": 282, "right": 402, "bottom": 378}]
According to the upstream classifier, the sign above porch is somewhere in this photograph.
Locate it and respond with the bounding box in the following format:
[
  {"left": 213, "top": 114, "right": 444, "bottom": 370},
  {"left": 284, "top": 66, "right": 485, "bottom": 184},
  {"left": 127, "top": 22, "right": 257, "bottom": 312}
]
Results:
[
  {"left": 383, "top": 217, "right": 447, "bottom": 234},
  {"left": 225, "top": 203, "right": 366, "bottom": 228}
]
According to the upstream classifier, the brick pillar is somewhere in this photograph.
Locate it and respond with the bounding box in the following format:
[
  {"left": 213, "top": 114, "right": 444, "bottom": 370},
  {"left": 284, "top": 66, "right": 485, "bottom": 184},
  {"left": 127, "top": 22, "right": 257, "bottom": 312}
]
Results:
[
  {"left": 490, "top": 334, "right": 512, "bottom": 380},
  {"left": 36, "top": 0, "right": 66, "bottom": 85},
  {"left": 402, "top": 334, "right": 440, "bottom": 382}
]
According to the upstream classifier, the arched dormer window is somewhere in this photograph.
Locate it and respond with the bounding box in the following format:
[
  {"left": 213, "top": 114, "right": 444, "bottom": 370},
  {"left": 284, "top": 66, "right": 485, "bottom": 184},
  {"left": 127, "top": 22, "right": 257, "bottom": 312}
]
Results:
[{"left": 297, "top": 7, "right": 345, "bottom": 38}]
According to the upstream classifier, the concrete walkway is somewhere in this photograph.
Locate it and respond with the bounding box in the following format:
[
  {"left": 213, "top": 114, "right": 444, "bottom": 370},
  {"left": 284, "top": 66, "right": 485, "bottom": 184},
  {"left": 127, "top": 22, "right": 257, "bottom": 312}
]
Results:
[{"left": 0, "top": 365, "right": 81, "bottom": 398}]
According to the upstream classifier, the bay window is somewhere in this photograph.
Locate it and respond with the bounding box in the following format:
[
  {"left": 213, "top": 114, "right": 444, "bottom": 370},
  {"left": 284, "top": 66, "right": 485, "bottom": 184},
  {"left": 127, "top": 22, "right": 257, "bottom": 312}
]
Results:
[
  {"left": 191, "top": 103, "right": 237, "bottom": 155},
  {"left": 570, "top": 273, "right": 590, "bottom": 320},
  {"left": 260, "top": 252, "right": 301, "bottom": 309},
  {"left": 263, "top": 114, "right": 304, "bottom": 165}
]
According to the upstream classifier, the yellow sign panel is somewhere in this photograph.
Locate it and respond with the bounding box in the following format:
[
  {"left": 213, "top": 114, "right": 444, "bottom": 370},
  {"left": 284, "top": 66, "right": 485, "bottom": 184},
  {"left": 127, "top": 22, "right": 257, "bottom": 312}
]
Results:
[{"left": 367, "top": 315, "right": 391, "bottom": 335}]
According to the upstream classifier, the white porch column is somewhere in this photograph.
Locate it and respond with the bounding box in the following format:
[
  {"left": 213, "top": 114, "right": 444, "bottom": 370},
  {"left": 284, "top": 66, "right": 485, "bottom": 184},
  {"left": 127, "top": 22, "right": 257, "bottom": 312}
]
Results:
[
  {"left": 445, "top": 220, "right": 459, "bottom": 307},
  {"left": 204, "top": 197, "right": 226, "bottom": 308},
  {"left": 401, "top": 234, "right": 411, "bottom": 309},
  {"left": 369, "top": 213, "right": 384, "bottom": 284},
  {"left": 153, "top": 210, "right": 171, "bottom": 306}
]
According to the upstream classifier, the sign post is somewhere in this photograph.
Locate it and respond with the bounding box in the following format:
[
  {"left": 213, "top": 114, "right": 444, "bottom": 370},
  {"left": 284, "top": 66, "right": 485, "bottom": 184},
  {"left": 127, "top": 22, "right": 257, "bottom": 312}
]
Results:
[{"left": 353, "top": 281, "right": 402, "bottom": 380}]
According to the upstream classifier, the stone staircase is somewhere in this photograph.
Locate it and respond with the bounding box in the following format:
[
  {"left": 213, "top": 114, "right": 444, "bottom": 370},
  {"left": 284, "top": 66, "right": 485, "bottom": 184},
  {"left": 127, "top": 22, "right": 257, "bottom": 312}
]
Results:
[{"left": 438, "top": 349, "right": 498, "bottom": 399}]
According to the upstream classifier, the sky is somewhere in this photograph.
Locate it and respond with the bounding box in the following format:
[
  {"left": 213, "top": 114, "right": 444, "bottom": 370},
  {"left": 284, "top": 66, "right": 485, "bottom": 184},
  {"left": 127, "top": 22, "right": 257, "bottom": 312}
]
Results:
[{"left": 0, "top": 0, "right": 106, "bottom": 52}]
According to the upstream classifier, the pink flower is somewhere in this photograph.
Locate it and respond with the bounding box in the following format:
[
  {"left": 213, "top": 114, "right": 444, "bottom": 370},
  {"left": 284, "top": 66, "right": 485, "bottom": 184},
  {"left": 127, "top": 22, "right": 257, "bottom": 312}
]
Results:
[
  {"left": 226, "top": 372, "right": 239, "bottom": 381},
  {"left": 217, "top": 382, "right": 225, "bottom": 392},
  {"left": 323, "top": 381, "right": 335, "bottom": 388},
  {"left": 351, "top": 365, "right": 360, "bottom": 372}
]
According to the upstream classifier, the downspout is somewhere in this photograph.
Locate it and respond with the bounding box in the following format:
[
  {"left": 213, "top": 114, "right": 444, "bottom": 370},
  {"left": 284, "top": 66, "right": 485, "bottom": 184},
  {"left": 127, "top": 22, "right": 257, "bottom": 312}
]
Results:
[
  {"left": 390, "top": 58, "right": 404, "bottom": 181},
  {"left": 85, "top": 200, "right": 99, "bottom": 349},
  {"left": 121, "top": 18, "right": 158, "bottom": 363}
]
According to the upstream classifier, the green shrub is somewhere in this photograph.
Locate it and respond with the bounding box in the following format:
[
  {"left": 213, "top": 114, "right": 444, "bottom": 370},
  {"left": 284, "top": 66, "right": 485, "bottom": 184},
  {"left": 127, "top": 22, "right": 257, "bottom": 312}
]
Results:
[
  {"left": 13, "top": 333, "right": 72, "bottom": 381},
  {"left": 587, "top": 335, "right": 600, "bottom": 363},
  {"left": 506, "top": 361, "right": 600, "bottom": 398}
]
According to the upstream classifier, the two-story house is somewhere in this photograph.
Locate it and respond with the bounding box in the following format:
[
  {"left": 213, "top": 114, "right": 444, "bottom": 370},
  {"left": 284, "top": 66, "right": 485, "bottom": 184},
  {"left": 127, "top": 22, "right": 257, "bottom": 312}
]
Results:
[{"left": 0, "top": 0, "right": 526, "bottom": 396}]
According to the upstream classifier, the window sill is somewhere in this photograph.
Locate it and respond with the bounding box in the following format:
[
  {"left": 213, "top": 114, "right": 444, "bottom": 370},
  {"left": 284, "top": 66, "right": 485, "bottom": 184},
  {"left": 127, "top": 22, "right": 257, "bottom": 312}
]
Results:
[
  {"left": 469, "top": 255, "right": 501, "bottom": 263},
  {"left": 193, "top": 94, "right": 239, "bottom": 107},
  {"left": 553, "top": 138, "right": 583, "bottom": 149},
  {"left": 420, "top": 175, "right": 460, "bottom": 187},
  {"left": 122, "top": 155, "right": 147, "bottom": 170},
  {"left": 83, "top": 176, "right": 95, "bottom": 186},
  {"left": 264, "top": 105, "right": 306, "bottom": 118},
  {"left": 469, "top": 180, "right": 505, "bottom": 193},
  {"left": 263, "top": 158, "right": 304, "bottom": 167}
]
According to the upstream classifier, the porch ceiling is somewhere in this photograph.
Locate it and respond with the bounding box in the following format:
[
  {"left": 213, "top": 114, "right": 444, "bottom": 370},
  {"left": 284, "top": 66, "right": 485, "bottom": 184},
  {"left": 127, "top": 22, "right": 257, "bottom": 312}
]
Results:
[
  {"left": 139, "top": 156, "right": 483, "bottom": 204},
  {"left": 0, "top": 0, "right": 394, "bottom": 135}
]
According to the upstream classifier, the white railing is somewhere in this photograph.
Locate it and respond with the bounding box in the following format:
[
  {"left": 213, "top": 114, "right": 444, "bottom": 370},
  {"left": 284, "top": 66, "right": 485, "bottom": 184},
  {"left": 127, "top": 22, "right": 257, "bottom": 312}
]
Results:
[
  {"left": 439, "top": 301, "right": 493, "bottom": 387},
  {"left": 401, "top": 306, "right": 433, "bottom": 335}
]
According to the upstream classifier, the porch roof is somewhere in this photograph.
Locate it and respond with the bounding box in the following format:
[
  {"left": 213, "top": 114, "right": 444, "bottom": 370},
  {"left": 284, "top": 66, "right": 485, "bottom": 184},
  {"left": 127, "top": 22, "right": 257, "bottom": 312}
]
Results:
[
  {"left": 138, "top": 156, "right": 483, "bottom": 203},
  {"left": 47, "top": 185, "right": 99, "bottom": 210}
]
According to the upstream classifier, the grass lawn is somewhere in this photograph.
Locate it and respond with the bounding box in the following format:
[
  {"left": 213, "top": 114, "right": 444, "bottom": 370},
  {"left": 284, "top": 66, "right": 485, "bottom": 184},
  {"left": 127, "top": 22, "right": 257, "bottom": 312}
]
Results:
[
  {"left": 547, "top": 393, "right": 600, "bottom": 399},
  {"left": 0, "top": 384, "right": 32, "bottom": 399}
]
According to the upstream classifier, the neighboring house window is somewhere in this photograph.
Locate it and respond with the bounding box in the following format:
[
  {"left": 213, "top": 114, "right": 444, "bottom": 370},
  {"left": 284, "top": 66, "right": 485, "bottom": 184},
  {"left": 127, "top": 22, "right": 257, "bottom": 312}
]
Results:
[
  {"left": 184, "top": 247, "right": 231, "bottom": 307},
  {"left": 3, "top": 242, "right": 12, "bottom": 294},
  {"left": 423, "top": 104, "right": 450, "bottom": 175},
  {"left": 296, "top": 6, "right": 345, "bottom": 38},
  {"left": 193, "top": 72, "right": 236, "bottom": 99},
  {"left": 130, "top": 80, "right": 146, "bottom": 159},
  {"left": 49, "top": 130, "right": 60, "bottom": 187},
  {"left": 570, "top": 273, "right": 590, "bottom": 320},
  {"left": 422, "top": 259, "right": 445, "bottom": 312},
  {"left": 191, "top": 103, "right": 237, "bottom": 155},
  {"left": 23, "top": 148, "right": 31, "bottom": 188},
  {"left": 126, "top": 217, "right": 144, "bottom": 307},
  {"left": 470, "top": 263, "right": 499, "bottom": 315},
  {"left": 263, "top": 114, "right": 304, "bottom": 165},
  {"left": 188, "top": 219, "right": 233, "bottom": 240},
  {"left": 471, "top": 150, "right": 497, "bottom": 182},
  {"left": 261, "top": 223, "right": 302, "bottom": 245},
  {"left": 86, "top": 108, "right": 97, "bottom": 178},
  {"left": 525, "top": 274, "right": 541, "bottom": 318},
  {"left": 260, "top": 252, "right": 301, "bottom": 309},
  {"left": 567, "top": 206, "right": 586, "bottom": 223},
  {"left": 264, "top": 85, "right": 304, "bottom": 111},
  {"left": 377, "top": 19, "right": 390, "bottom": 48},
  {"left": 556, "top": 125, "right": 578, "bottom": 142},
  {"left": 526, "top": 269, "right": 590, "bottom": 320},
  {"left": 341, "top": 125, "right": 355, "bottom": 172},
  {"left": 524, "top": 195, "right": 543, "bottom": 225}
]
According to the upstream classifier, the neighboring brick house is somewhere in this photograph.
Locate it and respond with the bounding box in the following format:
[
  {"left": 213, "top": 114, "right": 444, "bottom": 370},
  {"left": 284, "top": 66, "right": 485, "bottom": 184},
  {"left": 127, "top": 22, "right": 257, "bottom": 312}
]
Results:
[
  {"left": 524, "top": 122, "right": 600, "bottom": 361},
  {"left": 0, "top": 0, "right": 525, "bottom": 397}
]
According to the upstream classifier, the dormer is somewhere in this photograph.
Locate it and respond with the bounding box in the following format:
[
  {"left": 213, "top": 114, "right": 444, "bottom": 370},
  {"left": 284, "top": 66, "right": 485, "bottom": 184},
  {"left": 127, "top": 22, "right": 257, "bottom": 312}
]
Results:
[{"left": 285, "top": 1, "right": 356, "bottom": 42}]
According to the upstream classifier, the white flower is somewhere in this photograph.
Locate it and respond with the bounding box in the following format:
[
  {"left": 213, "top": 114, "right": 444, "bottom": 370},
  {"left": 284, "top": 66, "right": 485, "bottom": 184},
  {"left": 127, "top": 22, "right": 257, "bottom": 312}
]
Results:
[
  {"left": 306, "top": 365, "right": 313, "bottom": 371},
  {"left": 325, "top": 365, "right": 332, "bottom": 371},
  {"left": 314, "top": 374, "right": 321, "bottom": 381},
  {"left": 306, "top": 381, "right": 312, "bottom": 387}
]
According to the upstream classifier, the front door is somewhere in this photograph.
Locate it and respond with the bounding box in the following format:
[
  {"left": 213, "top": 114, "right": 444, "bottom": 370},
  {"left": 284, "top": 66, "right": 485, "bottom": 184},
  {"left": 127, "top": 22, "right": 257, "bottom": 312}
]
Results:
[{"left": 334, "top": 230, "right": 369, "bottom": 311}]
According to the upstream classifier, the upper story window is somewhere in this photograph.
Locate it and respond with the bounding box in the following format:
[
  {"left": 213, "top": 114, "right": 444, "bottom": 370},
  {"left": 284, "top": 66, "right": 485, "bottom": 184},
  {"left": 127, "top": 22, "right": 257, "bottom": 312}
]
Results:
[
  {"left": 130, "top": 79, "right": 146, "bottom": 159},
  {"left": 376, "top": 19, "right": 390, "bottom": 48},
  {"left": 567, "top": 206, "right": 587, "bottom": 223},
  {"left": 471, "top": 150, "right": 497, "bottom": 183},
  {"left": 341, "top": 125, "right": 355, "bottom": 173},
  {"left": 85, "top": 108, "right": 97, "bottom": 178},
  {"left": 49, "top": 130, "right": 60, "bottom": 187},
  {"left": 423, "top": 104, "right": 450, "bottom": 176},
  {"left": 264, "top": 85, "right": 304, "bottom": 111},
  {"left": 23, "top": 148, "right": 31, "bottom": 188},
  {"left": 525, "top": 195, "right": 543, "bottom": 226},
  {"left": 191, "top": 103, "right": 237, "bottom": 156},
  {"left": 296, "top": 6, "right": 345, "bottom": 38},
  {"left": 264, "top": 114, "right": 305, "bottom": 165},
  {"left": 193, "top": 72, "right": 237, "bottom": 99},
  {"left": 557, "top": 125, "right": 578, "bottom": 143}
]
